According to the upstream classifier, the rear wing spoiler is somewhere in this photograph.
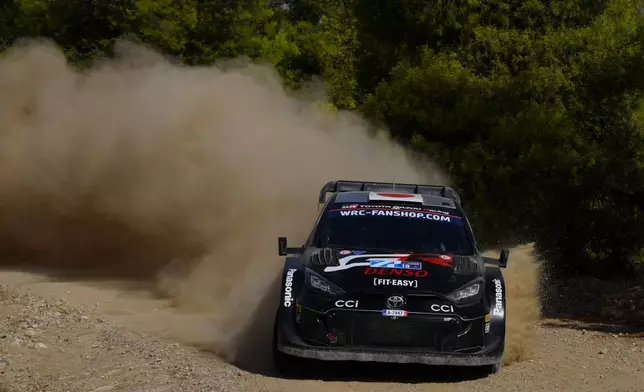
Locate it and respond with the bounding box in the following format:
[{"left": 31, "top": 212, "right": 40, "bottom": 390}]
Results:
[{"left": 318, "top": 180, "right": 461, "bottom": 205}]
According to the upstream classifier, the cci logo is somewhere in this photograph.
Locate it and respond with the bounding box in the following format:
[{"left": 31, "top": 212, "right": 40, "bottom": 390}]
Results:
[
  {"left": 335, "top": 300, "right": 359, "bottom": 308},
  {"left": 430, "top": 304, "right": 454, "bottom": 313}
]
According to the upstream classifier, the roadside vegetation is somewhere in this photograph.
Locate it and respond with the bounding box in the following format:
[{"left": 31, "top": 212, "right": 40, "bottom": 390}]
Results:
[{"left": 2, "top": 0, "right": 644, "bottom": 284}]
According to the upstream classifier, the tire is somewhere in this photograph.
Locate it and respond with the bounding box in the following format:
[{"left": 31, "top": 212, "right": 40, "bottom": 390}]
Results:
[
  {"left": 487, "top": 359, "right": 503, "bottom": 374},
  {"left": 272, "top": 311, "right": 300, "bottom": 377},
  {"left": 483, "top": 341, "right": 504, "bottom": 375}
]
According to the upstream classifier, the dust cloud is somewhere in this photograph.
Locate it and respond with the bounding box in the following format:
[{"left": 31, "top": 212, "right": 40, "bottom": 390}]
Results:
[
  {"left": 0, "top": 37, "right": 539, "bottom": 369},
  {"left": 483, "top": 244, "right": 542, "bottom": 365}
]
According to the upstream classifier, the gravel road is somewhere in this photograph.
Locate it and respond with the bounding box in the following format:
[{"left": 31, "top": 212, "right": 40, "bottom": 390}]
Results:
[{"left": 1, "top": 270, "right": 643, "bottom": 392}]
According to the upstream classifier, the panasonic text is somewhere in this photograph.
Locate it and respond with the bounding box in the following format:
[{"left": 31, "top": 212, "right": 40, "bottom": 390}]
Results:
[
  {"left": 283, "top": 269, "right": 297, "bottom": 307},
  {"left": 492, "top": 278, "right": 504, "bottom": 316}
]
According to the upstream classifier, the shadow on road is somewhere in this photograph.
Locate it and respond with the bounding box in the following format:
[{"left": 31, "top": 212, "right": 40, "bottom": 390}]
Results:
[{"left": 263, "top": 359, "right": 492, "bottom": 383}]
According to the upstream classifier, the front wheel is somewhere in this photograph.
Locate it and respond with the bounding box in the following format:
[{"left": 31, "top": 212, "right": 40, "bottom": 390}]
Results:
[
  {"left": 486, "top": 359, "right": 503, "bottom": 374},
  {"left": 484, "top": 337, "right": 505, "bottom": 375}
]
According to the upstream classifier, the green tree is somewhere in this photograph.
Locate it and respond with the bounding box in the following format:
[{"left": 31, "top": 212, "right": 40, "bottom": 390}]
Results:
[
  {"left": 285, "top": 0, "right": 359, "bottom": 108},
  {"left": 2, "top": 0, "right": 644, "bottom": 278},
  {"left": 363, "top": 0, "right": 644, "bottom": 277}
]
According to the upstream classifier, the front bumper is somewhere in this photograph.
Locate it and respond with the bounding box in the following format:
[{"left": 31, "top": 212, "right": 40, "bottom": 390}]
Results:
[
  {"left": 278, "top": 339, "right": 503, "bottom": 366},
  {"left": 276, "top": 305, "right": 504, "bottom": 366}
]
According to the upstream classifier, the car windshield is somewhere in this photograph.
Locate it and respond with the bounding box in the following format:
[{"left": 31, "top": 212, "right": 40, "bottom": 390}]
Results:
[{"left": 314, "top": 204, "right": 474, "bottom": 255}]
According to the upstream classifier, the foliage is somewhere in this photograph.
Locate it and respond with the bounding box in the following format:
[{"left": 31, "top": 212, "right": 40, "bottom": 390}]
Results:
[{"left": 1, "top": 0, "right": 644, "bottom": 277}]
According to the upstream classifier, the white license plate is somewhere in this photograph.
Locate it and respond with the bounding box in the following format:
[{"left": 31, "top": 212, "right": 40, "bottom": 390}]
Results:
[{"left": 382, "top": 309, "right": 408, "bottom": 317}]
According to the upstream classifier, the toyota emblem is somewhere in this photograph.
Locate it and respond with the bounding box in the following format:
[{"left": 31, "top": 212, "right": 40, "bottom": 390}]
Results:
[{"left": 386, "top": 295, "right": 405, "bottom": 309}]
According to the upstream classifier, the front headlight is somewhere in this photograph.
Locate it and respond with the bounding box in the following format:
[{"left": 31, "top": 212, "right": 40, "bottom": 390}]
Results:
[
  {"left": 446, "top": 279, "right": 483, "bottom": 303},
  {"left": 305, "top": 269, "right": 345, "bottom": 296}
]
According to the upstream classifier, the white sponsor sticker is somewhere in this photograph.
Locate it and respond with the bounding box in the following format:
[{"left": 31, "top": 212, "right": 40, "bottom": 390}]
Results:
[
  {"left": 373, "top": 278, "right": 418, "bottom": 288},
  {"left": 369, "top": 259, "right": 422, "bottom": 270},
  {"left": 324, "top": 253, "right": 413, "bottom": 272},
  {"left": 430, "top": 304, "right": 454, "bottom": 313},
  {"left": 283, "top": 269, "right": 297, "bottom": 307},
  {"left": 338, "top": 209, "right": 451, "bottom": 222},
  {"left": 334, "top": 300, "right": 359, "bottom": 308},
  {"left": 492, "top": 278, "right": 504, "bottom": 316}
]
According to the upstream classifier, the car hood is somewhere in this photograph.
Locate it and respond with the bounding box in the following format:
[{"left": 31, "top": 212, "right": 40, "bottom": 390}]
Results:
[{"left": 304, "top": 248, "right": 482, "bottom": 295}]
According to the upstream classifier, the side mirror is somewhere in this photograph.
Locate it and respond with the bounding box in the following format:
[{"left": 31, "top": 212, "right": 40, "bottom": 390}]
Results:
[
  {"left": 278, "top": 237, "right": 288, "bottom": 256},
  {"left": 499, "top": 249, "right": 509, "bottom": 268}
]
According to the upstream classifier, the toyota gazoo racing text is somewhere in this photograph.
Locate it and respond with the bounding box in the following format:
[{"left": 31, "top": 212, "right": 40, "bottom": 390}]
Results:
[{"left": 273, "top": 180, "right": 510, "bottom": 375}]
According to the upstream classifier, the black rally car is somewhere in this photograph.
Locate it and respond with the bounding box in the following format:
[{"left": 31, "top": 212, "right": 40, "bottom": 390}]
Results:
[{"left": 273, "top": 180, "right": 509, "bottom": 375}]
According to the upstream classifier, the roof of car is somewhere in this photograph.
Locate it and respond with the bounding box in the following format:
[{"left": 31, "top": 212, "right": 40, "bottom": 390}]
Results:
[{"left": 332, "top": 191, "right": 458, "bottom": 209}]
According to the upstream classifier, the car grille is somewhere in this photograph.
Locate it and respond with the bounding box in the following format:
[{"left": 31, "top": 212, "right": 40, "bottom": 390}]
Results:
[
  {"left": 297, "top": 302, "right": 486, "bottom": 352},
  {"left": 350, "top": 315, "right": 437, "bottom": 348}
]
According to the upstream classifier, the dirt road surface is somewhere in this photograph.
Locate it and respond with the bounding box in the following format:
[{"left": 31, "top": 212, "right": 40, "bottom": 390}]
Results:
[{"left": 1, "top": 269, "right": 643, "bottom": 392}]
